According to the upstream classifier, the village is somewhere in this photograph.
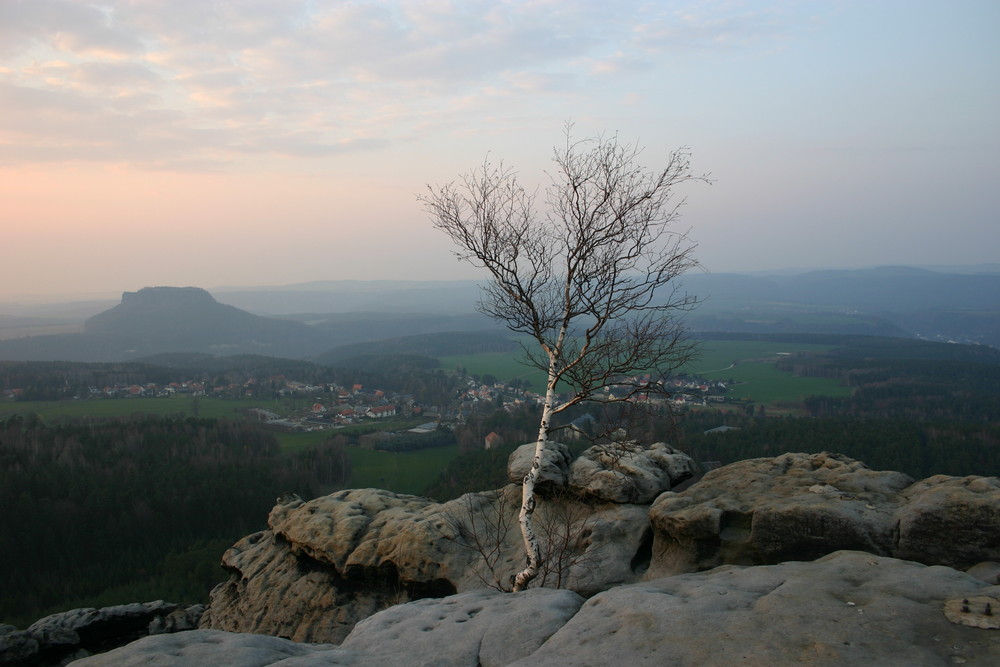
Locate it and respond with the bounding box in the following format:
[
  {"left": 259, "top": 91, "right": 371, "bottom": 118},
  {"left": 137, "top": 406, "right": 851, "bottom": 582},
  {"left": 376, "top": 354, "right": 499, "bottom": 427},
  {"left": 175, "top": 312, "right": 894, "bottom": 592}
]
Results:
[{"left": 1, "top": 369, "right": 733, "bottom": 437}]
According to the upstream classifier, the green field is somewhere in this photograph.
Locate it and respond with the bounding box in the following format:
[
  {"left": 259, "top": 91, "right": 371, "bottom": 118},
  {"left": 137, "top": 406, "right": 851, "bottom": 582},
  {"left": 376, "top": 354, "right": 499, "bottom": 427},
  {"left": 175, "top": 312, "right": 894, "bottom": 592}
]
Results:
[
  {"left": 274, "top": 431, "right": 458, "bottom": 495},
  {"left": 443, "top": 338, "right": 851, "bottom": 405},
  {"left": 347, "top": 445, "right": 458, "bottom": 495}
]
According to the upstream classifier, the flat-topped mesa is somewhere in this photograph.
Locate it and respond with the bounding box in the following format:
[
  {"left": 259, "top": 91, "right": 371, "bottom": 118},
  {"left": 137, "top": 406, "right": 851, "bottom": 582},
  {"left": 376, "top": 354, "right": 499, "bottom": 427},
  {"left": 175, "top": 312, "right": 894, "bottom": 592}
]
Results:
[{"left": 119, "top": 286, "right": 216, "bottom": 305}]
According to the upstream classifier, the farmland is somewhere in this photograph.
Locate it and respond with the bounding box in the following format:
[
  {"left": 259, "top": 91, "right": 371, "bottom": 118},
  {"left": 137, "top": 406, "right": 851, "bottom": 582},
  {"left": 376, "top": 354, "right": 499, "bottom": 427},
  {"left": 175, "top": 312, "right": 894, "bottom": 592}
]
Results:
[{"left": 441, "top": 338, "right": 852, "bottom": 405}]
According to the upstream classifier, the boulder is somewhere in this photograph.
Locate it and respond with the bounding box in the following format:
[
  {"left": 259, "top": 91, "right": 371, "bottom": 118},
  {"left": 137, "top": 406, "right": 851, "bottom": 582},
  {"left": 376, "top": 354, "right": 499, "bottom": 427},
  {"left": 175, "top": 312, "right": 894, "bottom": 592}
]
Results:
[
  {"left": 1, "top": 601, "right": 201, "bottom": 667},
  {"left": 72, "top": 552, "right": 1000, "bottom": 666},
  {"left": 568, "top": 441, "right": 696, "bottom": 503},
  {"left": 647, "top": 452, "right": 1000, "bottom": 577},
  {"left": 507, "top": 441, "right": 573, "bottom": 487},
  {"left": 895, "top": 474, "right": 1000, "bottom": 569},
  {"left": 197, "top": 451, "right": 999, "bottom": 649},
  {"left": 201, "top": 485, "right": 650, "bottom": 643}
]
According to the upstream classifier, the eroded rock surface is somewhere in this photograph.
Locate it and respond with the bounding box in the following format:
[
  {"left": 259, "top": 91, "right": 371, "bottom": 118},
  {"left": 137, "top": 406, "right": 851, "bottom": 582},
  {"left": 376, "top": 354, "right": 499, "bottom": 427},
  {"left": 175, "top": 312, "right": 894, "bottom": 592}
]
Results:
[
  {"left": 198, "top": 449, "right": 999, "bottom": 649},
  {"left": 895, "top": 474, "right": 1000, "bottom": 568},
  {"left": 200, "top": 484, "right": 649, "bottom": 643},
  {"left": 1, "top": 601, "right": 202, "bottom": 667},
  {"left": 568, "top": 441, "right": 696, "bottom": 503},
  {"left": 506, "top": 441, "right": 573, "bottom": 487},
  {"left": 73, "top": 552, "right": 1000, "bottom": 667},
  {"left": 648, "top": 451, "right": 1000, "bottom": 576}
]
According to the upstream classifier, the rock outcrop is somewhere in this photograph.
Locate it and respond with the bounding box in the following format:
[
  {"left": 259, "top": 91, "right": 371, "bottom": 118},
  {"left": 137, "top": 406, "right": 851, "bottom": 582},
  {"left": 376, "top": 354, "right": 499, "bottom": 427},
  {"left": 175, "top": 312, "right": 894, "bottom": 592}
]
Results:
[
  {"left": 0, "top": 601, "right": 203, "bottom": 667},
  {"left": 507, "top": 440, "right": 696, "bottom": 502},
  {"left": 648, "top": 451, "right": 1000, "bottom": 576},
  {"left": 72, "top": 551, "right": 1000, "bottom": 666},
  {"left": 197, "top": 448, "right": 999, "bottom": 647},
  {"left": 200, "top": 484, "right": 651, "bottom": 643},
  {"left": 568, "top": 441, "right": 697, "bottom": 503}
]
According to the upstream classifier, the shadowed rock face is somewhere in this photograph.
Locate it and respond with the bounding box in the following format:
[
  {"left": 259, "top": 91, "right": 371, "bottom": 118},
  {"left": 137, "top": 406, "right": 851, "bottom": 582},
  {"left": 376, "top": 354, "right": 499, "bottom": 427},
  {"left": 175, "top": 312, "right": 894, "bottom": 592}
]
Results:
[
  {"left": 72, "top": 552, "right": 1000, "bottom": 667},
  {"left": 647, "top": 452, "right": 1000, "bottom": 576},
  {"left": 0, "top": 601, "right": 203, "bottom": 667}
]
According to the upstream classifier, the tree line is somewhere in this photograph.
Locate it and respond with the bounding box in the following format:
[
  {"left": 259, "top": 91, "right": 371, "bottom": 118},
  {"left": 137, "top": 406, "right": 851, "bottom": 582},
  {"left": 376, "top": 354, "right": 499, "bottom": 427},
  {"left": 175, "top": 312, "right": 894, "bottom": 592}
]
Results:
[{"left": 0, "top": 415, "right": 350, "bottom": 628}]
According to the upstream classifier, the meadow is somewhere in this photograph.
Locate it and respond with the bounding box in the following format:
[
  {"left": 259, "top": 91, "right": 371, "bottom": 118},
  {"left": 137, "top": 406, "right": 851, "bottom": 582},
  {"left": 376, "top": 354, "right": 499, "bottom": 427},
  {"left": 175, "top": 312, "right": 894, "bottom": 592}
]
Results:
[
  {"left": 441, "top": 338, "right": 851, "bottom": 404},
  {"left": 274, "top": 425, "right": 458, "bottom": 495}
]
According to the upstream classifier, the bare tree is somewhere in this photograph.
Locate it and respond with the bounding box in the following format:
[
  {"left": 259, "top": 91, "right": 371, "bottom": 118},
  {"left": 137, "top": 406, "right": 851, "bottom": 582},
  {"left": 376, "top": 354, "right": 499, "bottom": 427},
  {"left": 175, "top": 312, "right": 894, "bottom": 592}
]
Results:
[
  {"left": 422, "top": 125, "right": 706, "bottom": 590},
  {"left": 441, "top": 486, "right": 601, "bottom": 592},
  {"left": 442, "top": 489, "right": 516, "bottom": 591}
]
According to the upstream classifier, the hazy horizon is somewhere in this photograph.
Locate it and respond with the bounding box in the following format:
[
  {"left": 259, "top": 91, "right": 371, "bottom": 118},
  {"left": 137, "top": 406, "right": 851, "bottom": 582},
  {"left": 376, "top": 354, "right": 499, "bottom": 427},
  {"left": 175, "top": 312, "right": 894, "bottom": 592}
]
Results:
[
  {"left": 2, "top": 1, "right": 997, "bottom": 301},
  {"left": 3, "top": 261, "right": 999, "bottom": 307}
]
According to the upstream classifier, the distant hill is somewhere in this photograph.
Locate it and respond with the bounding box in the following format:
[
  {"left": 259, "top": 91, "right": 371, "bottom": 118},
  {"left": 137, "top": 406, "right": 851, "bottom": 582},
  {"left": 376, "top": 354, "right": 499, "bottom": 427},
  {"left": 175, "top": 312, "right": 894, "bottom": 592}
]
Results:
[
  {"left": 0, "top": 287, "right": 335, "bottom": 362},
  {"left": 83, "top": 287, "right": 324, "bottom": 356},
  {"left": 680, "top": 267, "right": 1000, "bottom": 346},
  {"left": 2, "top": 266, "right": 998, "bottom": 362},
  {"left": 0, "top": 287, "right": 507, "bottom": 363}
]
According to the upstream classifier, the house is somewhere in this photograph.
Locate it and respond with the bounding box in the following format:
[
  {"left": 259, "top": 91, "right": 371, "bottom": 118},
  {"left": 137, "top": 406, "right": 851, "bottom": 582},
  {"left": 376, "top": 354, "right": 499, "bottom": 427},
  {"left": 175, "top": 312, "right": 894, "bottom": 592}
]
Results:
[
  {"left": 366, "top": 405, "right": 397, "bottom": 419},
  {"left": 484, "top": 431, "right": 503, "bottom": 450}
]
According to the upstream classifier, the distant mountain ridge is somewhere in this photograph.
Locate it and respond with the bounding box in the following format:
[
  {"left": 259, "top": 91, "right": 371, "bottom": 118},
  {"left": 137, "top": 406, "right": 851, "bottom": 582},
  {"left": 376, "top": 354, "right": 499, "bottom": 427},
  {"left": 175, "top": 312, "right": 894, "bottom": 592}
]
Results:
[
  {"left": 0, "top": 287, "right": 332, "bottom": 362},
  {"left": 0, "top": 286, "right": 502, "bottom": 362},
  {"left": 1, "top": 266, "right": 998, "bottom": 362}
]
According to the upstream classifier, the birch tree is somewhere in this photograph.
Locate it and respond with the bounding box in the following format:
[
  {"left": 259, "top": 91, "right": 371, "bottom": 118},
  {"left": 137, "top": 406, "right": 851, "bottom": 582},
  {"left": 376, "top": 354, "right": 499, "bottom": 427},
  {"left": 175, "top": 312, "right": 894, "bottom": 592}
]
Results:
[{"left": 421, "top": 126, "right": 706, "bottom": 591}]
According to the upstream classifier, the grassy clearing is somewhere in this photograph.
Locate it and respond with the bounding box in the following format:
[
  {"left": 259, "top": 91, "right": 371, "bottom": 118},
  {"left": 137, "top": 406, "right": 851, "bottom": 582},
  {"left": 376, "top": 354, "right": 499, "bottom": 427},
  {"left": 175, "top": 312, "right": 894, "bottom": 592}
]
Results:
[
  {"left": 693, "top": 340, "right": 851, "bottom": 403},
  {"left": 347, "top": 446, "right": 459, "bottom": 496},
  {"left": 274, "top": 431, "right": 457, "bottom": 495},
  {"left": 690, "top": 340, "right": 834, "bottom": 373}
]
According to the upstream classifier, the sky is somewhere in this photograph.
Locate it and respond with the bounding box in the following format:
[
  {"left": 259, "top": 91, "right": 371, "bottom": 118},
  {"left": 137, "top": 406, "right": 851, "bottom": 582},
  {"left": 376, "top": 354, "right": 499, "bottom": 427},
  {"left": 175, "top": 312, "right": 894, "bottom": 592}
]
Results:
[{"left": 1, "top": 0, "right": 998, "bottom": 300}]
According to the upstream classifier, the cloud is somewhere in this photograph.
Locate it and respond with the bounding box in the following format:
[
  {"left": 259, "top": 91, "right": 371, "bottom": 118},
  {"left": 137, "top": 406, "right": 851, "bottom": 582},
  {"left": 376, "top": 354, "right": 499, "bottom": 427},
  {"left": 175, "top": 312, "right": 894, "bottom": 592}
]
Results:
[
  {"left": 0, "top": 0, "right": 823, "bottom": 170},
  {"left": 0, "top": 0, "right": 144, "bottom": 57}
]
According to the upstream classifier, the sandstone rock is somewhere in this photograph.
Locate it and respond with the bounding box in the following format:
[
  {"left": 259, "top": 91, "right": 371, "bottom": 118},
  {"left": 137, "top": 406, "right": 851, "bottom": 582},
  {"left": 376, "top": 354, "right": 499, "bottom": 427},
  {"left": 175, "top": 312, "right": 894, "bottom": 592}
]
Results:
[
  {"left": 647, "top": 451, "right": 1000, "bottom": 577},
  {"left": 0, "top": 628, "right": 39, "bottom": 666},
  {"left": 647, "top": 452, "right": 912, "bottom": 576},
  {"left": 895, "top": 474, "right": 1000, "bottom": 569},
  {"left": 1, "top": 601, "right": 201, "bottom": 667},
  {"left": 507, "top": 441, "right": 572, "bottom": 487},
  {"left": 341, "top": 588, "right": 584, "bottom": 667},
  {"left": 967, "top": 561, "right": 1000, "bottom": 585},
  {"left": 568, "top": 441, "right": 696, "bottom": 503},
  {"left": 943, "top": 595, "right": 1000, "bottom": 630},
  {"left": 200, "top": 450, "right": 1000, "bottom": 649},
  {"left": 68, "top": 629, "right": 343, "bottom": 667},
  {"left": 201, "top": 485, "right": 649, "bottom": 643},
  {"left": 72, "top": 552, "right": 1000, "bottom": 667},
  {"left": 147, "top": 605, "right": 205, "bottom": 635},
  {"left": 513, "top": 551, "right": 1000, "bottom": 667}
]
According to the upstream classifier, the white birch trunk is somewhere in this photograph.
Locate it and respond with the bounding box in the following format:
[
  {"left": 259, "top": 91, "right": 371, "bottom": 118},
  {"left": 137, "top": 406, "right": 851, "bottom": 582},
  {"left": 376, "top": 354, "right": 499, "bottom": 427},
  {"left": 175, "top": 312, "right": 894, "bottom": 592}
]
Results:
[{"left": 512, "top": 353, "right": 560, "bottom": 591}]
